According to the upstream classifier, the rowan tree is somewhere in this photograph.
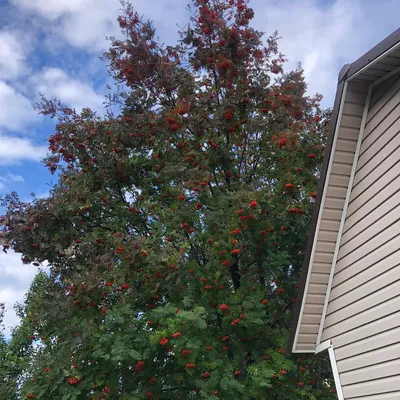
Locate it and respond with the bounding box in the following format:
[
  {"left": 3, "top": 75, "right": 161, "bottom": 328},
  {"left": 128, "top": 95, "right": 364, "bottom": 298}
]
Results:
[
  {"left": 0, "top": 303, "right": 19, "bottom": 398},
  {"left": 1, "top": 0, "right": 336, "bottom": 398}
]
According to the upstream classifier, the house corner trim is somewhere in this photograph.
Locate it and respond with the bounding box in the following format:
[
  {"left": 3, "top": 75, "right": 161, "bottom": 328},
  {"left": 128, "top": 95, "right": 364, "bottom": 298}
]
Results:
[{"left": 328, "top": 345, "right": 345, "bottom": 400}]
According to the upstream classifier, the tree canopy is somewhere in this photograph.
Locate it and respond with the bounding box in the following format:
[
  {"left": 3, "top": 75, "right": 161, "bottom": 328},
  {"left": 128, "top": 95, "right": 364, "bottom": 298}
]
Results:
[{"left": 0, "top": 0, "right": 337, "bottom": 398}]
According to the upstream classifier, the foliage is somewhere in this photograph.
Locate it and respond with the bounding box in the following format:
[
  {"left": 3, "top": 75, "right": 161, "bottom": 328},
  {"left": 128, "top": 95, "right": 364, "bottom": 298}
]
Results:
[
  {"left": 0, "top": 304, "right": 19, "bottom": 398},
  {"left": 0, "top": 0, "right": 337, "bottom": 398}
]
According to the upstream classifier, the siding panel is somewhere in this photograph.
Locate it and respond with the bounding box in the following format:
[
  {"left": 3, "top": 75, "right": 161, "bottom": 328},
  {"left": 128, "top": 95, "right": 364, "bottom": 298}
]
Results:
[
  {"left": 319, "top": 218, "right": 341, "bottom": 232},
  {"left": 341, "top": 102, "right": 365, "bottom": 118},
  {"left": 328, "top": 265, "right": 400, "bottom": 314},
  {"left": 297, "top": 333, "right": 318, "bottom": 343},
  {"left": 351, "top": 132, "right": 400, "bottom": 192},
  {"left": 343, "top": 174, "right": 400, "bottom": 231},
  {"left": 330, "top": 311, "right": 400, "bottom": 348},
  {"left": 306, "top": 294, "right": 326, "bottom": 303},
  {"left": 315, "top": 241, "right": 336, "bottom": 253},
  {"left": 321, "top": 78, "right": 400, "bottom": 398},
  {"left": 347, "top": 393, "right": 400, "bottom": 400},
  {"left": 294, "top": 343, "right": 315, "bottom": 352},
  {"left": 341, "top": 114, "right": 363, "bottom": 129},
  {"left": 298, "top": 323, "right": 320, "bottom": 335},
  {"left": 364, "top": 83, "right": 400, "bottom": 135},
  {"left": 325, "top": 279, "right": 400, "bottom": 328},
  {"left": 346, "top": 164, "right": 400, "bottom": 217},
  {"left": 366, "top": 75, "right": 400, "bottom": 122},
  {"left": 330, "top": 161, "right": 353, "bottom": 176},
  {"left": 333, "top": 150, "right": 356, "bottom": 165},
  {"left": 307, "top": 283, "right": 329, "bottom": 295},
  {"left": 343, "top": 376, "right": 400, "bottom": 398},
  {"left": 323, "top": 296, "right": 400, "bottom": 341},
  {"left": 358, "top": 104, "right": 400, "bottom": 159},
  {"left": 335, "top": 222, "right": 400, "bottom": 273},
  {"left": 293, "top": 83, "right": 367, "bottom": 353},
  {"left": 338, "top": 126, "right": 360, "bottom": 140},
  {"left": 320, "top": 208, "right": 343, "bottom": 221},
  {"left": 335, "top": 326, "right": 400, "bottom": 361},
  {"left": 369, "top": 72, "right": 400, "bottom": 107},
  {"left": 330, "top": 252, "right": 400, "bottom": 302},
  {"left": 345, "top": 91, "right": 367, "bottom": 105},
  {"left": 311, "top": 262, "right": 332, "bottom": 274},
  {"left": 341, "top": 358, "right": 400, "bottom": 386},
  {"left": 302, "top": 314, "right": 322, "bottom": 325},
  {"left": 319, "top": 229, "right": 340, "bottom": 242},
  {"left": 325, "top": 185, "right": 348, "bottom": 199},
  {"left": 310, "top": 272, "right": 331, "bottom": 285},
  {"left": 341, "top": 190, "right": 400, "bottom": 246},
  {"left": 303, "top": 302, "right": 324, "bottom": 315},
  {"left": 329, "top": 173, "right": 352, "bottom": 187},
  {"left": 335, "top": 138, "right": 357, "bottom": 153},
  {"left": 333, "top": 235, "right": 400, "bottom": 287},
  {"left": 338, "top": 206, "right": 400, "bottom": 259},
  {"left": 313, "top": 251, "right": 334, "bottom": 264},
  {"left": 338, "top": 342, "right": 400, "bottom": 373}
]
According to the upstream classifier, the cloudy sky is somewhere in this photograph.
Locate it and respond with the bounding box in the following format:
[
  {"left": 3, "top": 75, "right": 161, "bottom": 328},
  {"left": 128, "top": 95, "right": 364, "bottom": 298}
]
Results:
[{"left": 0, "top": 0, "right": 399, "bottom": 336}]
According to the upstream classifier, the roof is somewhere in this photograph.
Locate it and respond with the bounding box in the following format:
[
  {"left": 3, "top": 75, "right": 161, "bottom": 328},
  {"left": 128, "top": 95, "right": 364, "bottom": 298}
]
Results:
[{"left": 288, "top": 27, "right": 400, "bottom": 354}]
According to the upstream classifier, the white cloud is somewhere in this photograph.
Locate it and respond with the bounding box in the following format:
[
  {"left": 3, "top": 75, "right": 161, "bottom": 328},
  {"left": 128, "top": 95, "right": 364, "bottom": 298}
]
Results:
[
  {"left": 12, "top": 0, "right": 92, "bottom": 20},
  {"left": 0, "top": 67, "right": 105, "bottom": 132},
  {"left": 0, "top": 81, "right": 39, "bottom": 132},
  {"left": 12, "top": 0, "right": 188, "bottom": 53},
  {"left": 59, "top": 3, "right": 120, "bottom": 52},
  {"left": 0, "top": 134, "right": 47, "bottom": 165},
  {"left": 0, "top": 173, "right": 25, "bottom": 183},
  {"left": 252, "top": 0, "right": 400, "bottom": 106},
  {"left": 31, "top": 67, "right": 105, "bottom": 113},
  {"left": 13, "top": 0, "right": 400, "bottom": 108},
  {"left": 0, "top": 30, "right": 29, "bottom": 80},
  {"left": 0, "top": 174, "right": 25, "bottom": 193},
  {"left": 0, "top": 251, "right": 40, "bottom": 337},
  {"left": 6, "top": 173, "right": 24, "bottom": 182},
  {"left": 13, "top": 0, "right": 121, "bottom": 53},
  {"left": 252, "top": 0, "right": 363, "bottom": 105}
]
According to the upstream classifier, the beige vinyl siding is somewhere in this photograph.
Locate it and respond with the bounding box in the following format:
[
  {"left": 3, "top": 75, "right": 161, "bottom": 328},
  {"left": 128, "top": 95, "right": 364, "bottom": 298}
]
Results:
[
  {"left": 342, "top": 376, "right": 400, "bottom": 398},
  {"left": 321, "top": 74, "right": 400, "bottom": 398},
  {"left": 346, "top": 393, "right": 400, "bottom": 400},
  {"left": 369, "top": 71, "right": 400, "bottom": 106},
  {"left": 329, "top": 250, "right": 400, "bottom": 302},
  {"left": 327, "top": 311, "right": 400, "bottom": 349},
  {"left": 294, "top": 81, "right": 367, "bottom": 352},
  {"left": 343, "top": 376, "right": 400, "bottom": 400}
]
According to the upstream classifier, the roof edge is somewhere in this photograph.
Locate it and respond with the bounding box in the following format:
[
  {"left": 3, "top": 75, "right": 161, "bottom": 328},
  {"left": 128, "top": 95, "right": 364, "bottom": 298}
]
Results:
[
  {"left": 287, "top": 67, "right": 349, "bottom": 354},
  {"left": 339, "top": 63, "right": 352, "bottom": 83},
  {"left": 347, "top": 28, "right": 400, "bottom": 79}
]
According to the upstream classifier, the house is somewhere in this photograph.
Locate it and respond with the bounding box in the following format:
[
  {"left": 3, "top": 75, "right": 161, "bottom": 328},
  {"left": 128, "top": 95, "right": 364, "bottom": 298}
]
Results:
[{"left": 288, "top": 28, "right": 400, "bottom": 399}]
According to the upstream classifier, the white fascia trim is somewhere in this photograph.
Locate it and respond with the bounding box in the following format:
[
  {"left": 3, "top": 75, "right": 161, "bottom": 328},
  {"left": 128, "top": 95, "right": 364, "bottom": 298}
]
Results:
[
  {"left": 316, "top": 84, "right": 373, "bottom": 346},
  {"left": 291, "top": 81, "right": 349, "bottom": 354},
  {"left": 291, "top": 350, "right": 315, "bottom": 354},
  {"left": 315, "top": 342, "right": 344, "bottom": 399},
  {"left": 348, "top": 42, "right": 400, "bottom": 81},
  {"left": 315, "top": 340, "right": 331, "bottom": 354},
  {"left": 328, "top": 346, "right": 345, "bottom": 400}
]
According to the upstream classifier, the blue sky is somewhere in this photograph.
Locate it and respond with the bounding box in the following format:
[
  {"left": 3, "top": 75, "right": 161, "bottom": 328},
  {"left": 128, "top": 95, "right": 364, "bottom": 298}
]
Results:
[{"left": 0, "top": 0, "right": 400, "bottom": 336}]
